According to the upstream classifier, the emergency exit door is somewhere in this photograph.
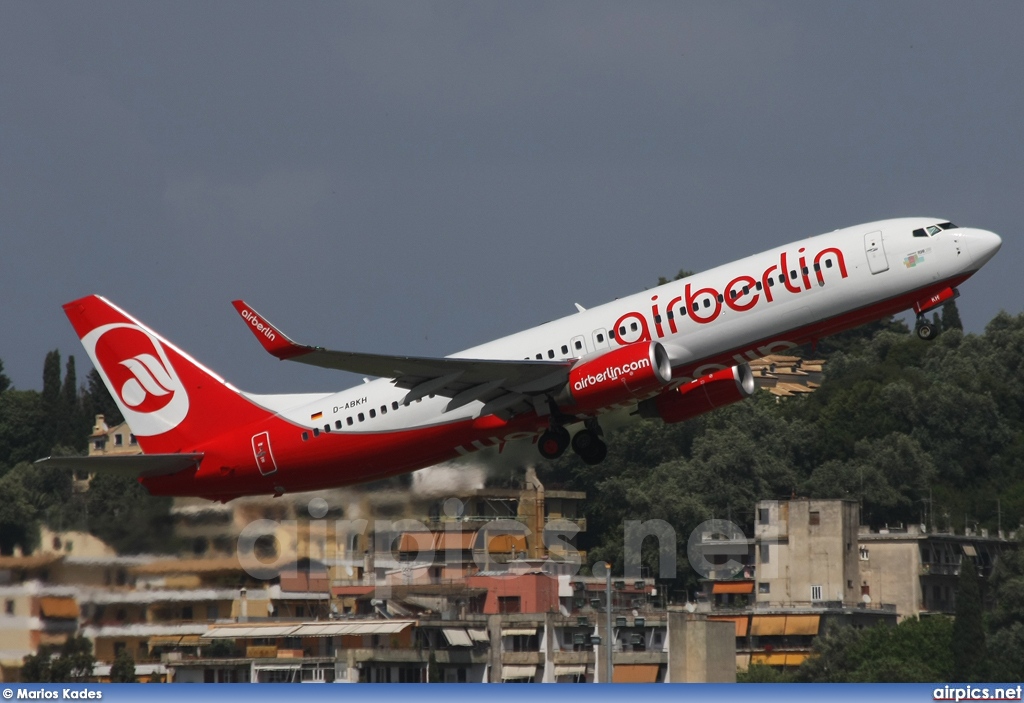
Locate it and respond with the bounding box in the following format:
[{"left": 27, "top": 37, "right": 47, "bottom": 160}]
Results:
[{"left": 864, "top": 231, "right": 889, "bottom": 274}]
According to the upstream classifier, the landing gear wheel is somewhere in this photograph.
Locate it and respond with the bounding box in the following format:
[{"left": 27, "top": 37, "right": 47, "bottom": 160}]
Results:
[
  {"left": 916, "top": 322, "right": 936, "bottom": 341},
  {"left": 538, "top": 427, "right": 570, "bottom": 460},
  {"left": 572, "top": 429, "right": 608, "bottom": 465}
]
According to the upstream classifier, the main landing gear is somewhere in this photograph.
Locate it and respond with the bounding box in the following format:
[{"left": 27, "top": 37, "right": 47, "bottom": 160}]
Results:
[{"left": 537, "top": 421, "right": 607, "bottom": 465}]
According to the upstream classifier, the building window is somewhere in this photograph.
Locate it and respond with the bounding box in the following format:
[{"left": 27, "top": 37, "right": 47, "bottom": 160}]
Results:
[
  {"left": 758, "top": 583, "right": 770, "bottom": 594},
  {"left": 859, "top": 547, "right": 869, "bottom": 561},
  {"left": 181, "top": 606, "right": 193, "bottom": 620},
  {"left": 114, "top": 434, "right": 123, "bottom": 446},
  {"left": 5, "top": 599, "right": 13, "bottom": 615},
  {"left": 497, "top": 596, "right": 521, "bottom": 614},
  {"left": 809, "top": 511, "right": 820, "bottom": 526},
  {"left": 759, "top": 543, "right": 770, "bottom": 564},
  {"left": 811, "top": 585, "right": 822, "bottom": 601},
  {"left": 758, "top": 508, "right": 770, "bottom": 525}
]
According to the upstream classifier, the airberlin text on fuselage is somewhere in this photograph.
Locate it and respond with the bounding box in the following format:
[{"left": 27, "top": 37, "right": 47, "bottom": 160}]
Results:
[
  {"left": 613, "top": 246, "right": 848, "bottom": 343},
  {"left": 239, "top": 309, "right": 276, "bottom": 342}
]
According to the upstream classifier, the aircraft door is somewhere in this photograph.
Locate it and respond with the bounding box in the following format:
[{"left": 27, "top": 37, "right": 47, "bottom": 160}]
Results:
[
  {"left": 864, "top": 231, "right": 889, "bottom": 274},
  {"left": 252, "top": 431, "right": 278, "bottom": 476},
  {"left": 569, "top": 335, "right": 587, "bottom": 357}
]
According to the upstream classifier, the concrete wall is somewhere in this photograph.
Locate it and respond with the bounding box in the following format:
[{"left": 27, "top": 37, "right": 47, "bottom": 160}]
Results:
[{"left": 666, "top": 613, "right": 735, "bottom": 683}]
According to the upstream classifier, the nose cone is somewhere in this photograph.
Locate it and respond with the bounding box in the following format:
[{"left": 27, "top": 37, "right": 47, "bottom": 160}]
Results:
[{"left": 963, "top": 228, "right": 1003, "bottom": 268}]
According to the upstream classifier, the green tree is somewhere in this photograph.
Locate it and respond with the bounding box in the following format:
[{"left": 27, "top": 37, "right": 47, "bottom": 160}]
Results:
[
  {"left": 657, "top": 269, "right": 695, "bottom": 286},
  {"left": 82, "top": 368, "right": 122, "bottom": 427},
  {"left": 22, "top": 636, "right": 94, "bottom": 683},
  {"left": 0, "top": 358, "right": 10, "bottom": 394},
  {"left": 0, "top": 466, "right": 39, "bottom": 555},
  {"left": 109, "top": 649, "right": 136, "bottom": 683},
  {"left": 0, "top": 390, "right": 47, "bottom": 469},
  {"left": 952, "top": 556, "right": 987, "bottom": 681},
  {"left": 941, "top": 300, "right": 964, "bottom": 331}
]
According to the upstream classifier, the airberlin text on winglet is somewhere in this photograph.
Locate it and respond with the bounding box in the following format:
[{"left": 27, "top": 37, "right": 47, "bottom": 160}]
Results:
[{"left": 239, "top": 308, "right": 276, "bottom": 342}]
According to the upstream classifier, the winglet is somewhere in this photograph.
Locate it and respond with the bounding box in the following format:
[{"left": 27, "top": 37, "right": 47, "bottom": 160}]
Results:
[{"left": 231, "top": 300, "right": 314, "bottom": 360}]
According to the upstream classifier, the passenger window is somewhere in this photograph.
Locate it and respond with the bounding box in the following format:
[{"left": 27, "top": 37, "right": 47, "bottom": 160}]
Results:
[
  {"left": 302, "top": 432, "right": 309, "bottom": 441},
  {"left": 596, "top": 333, "right": 605, "bottom": 343},
  {"left": 335, "top": 420, "right": 342, "bottom": 430},
  {"left": 768, "top": 278, "right": 774, "bottom": 287},
  {"left": 369, "top": 409, "right": 376, "bottom": 418},
  {"left": 630, "top": 322, "right": 638, "bottom": 332},
  {"left": 825, "top": 260, "right": 833, "bottom": 268},
  {"left": 561, "top": 345, "right": 568, "bottom": 354},
  {"left": 743, "top": 286, "right": 750, "bottom": 295},
  {"left": 347, "top": 417, "right": 353, "bottom": 426},
  {"left": 392, "top": 401, "right": 399, "bottom": 410},
  {"left": 547, "top": 349, "right": 554, "bottom": 359},
  {"left": 790, "top": 270, "right": 797, "bottom": 279},
  {"left": 813, "top": 263, "right": 820, "bottom": 271},
  {"left": 654, "top": 314, "right": 662, "bottom": 323},
  {"left": 703, "top": 299, "right": 710, "bottom": 308},
  {"left": 381, "top": 405, "right": 387, "bottom": 415},
  {"left": 535, "top": 353, "right": 543, "bottom": 360},
  {"left": 756, "top": 281, "right": 762, "bottom": 290},
  {"left": 574, "top": 340, "right": 583, "bottom": 350},
  {"left": 324, "top": 424, "right": 330, "bottom": 432},
  {"left": 313, "top": 428, "right": 320, "bottom": 437},
  {"left": 619, "top": 326, "right": 626, "bottom": 336},
  {"left": 802, "top": 266, "right": 809, "bottom": 275},
  {"left": 717, "top": 294, "right": 723, "bottom": 303},
  {"left": 358, "top": 413, "right": 365, "bottom": 422},
  {"left": 692, "top": 302, "right": 699, "bottom": 312},
  {"left": 779, "top": 275, "right": 785, "bottom": 284}
]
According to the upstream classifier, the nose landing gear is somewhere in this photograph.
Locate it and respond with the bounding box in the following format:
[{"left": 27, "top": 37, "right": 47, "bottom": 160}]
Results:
[
  {"left": 915, "top": 316, "right": 937, "bottom": 341},
  {"left": 571, "top": 422, "right": 607, "bottom": 465}
]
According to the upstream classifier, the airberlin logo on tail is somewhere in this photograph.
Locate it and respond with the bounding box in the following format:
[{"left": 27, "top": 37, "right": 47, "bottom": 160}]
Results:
[
  {"left": 239, "top": 308, "right": 276, "bottom": 342},
  {"left": 80, "top": 323, "right": 189, "bottom": 437}
]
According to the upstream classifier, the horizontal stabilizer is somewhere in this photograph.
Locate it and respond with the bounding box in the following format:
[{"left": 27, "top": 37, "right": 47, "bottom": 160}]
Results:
[{"left": 35, "top": 453, "right": 204, "bottom": 478}]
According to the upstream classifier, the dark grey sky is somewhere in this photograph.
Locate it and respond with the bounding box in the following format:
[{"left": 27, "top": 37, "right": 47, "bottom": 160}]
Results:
[{"left": 3, "top": 2, "right": 1021, "bottom": 395}]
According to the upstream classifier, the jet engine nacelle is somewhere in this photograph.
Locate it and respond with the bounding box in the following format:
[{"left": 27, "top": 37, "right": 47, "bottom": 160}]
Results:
[
  {"left": 637, "top": 364, "right": 755, "bottom": 424},
  {"left": 566, "top": 341, "right": 673, "bottom": 412}
]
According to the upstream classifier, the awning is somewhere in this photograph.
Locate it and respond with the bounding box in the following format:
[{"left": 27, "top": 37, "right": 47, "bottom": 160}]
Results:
[
  {"left": 441, "top": 628, "right": 472, "bottom": 647},
  {"left": 962, "top": 544, "right": 978, "bottom": 557},
  {"left": 398, "top": 532, "right": 435, "bottom": 552},
  {"left": 711, "top": 581, "right": 754, "bottom": 595},
  {"left": 39, "top": 597, "right": 80, "bottom": 620},
  {"left": 612, "top": 664, "right": 659, "bottom": 683},
  {"left": 554, "top": 665, "right": 586, "bottom": 676},
  {"left": 501, "top": 665, "right": 536, "bottom": 680},
  {"left": 203, "top": 621, "right": 414, "bottom": 639},
  {"left": 709, "top": 615, "right": 750, "bottom": 637},
  {"left": 148, "top": 635, "right": 201, "bottom": 647},
  {"left": 501, "top": 627, "right": 537, "bottom": 636},
  {"left": 488, "top": 534, "right": 527, "bottom": 553},
  {"left": 751, "top": 652, "right": 808, "bottom": 667},
  {"left": 750, "top": 615, "right": 786, "bottom": 636},
  {"left": 291, "top": 621, "right": 414, "bottom": 637},
  {"left": 784, "top": 615, "right": 820, "bottom": 636},
  {"left": 468, "top": 629, "right": 489, "bottom": 642}
]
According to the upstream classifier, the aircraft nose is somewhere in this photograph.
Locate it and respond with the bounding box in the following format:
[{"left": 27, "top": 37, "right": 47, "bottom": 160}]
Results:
[{"left": 963, "top": 228, "right": 1002, "bottom": 267}]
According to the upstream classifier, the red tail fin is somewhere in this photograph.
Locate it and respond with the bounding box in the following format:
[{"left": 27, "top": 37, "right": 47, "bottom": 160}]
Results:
[{"left": 63, "top": 295, "right": 271, "bottom": 454}]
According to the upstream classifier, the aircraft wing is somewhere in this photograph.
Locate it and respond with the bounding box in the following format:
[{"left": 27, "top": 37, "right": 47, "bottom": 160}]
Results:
[
  {"left": 35, "top": 453, "right": 204, "bottom": 478},
  {"left": 232, "top": 301, "right": 574, "bottom": 416}
]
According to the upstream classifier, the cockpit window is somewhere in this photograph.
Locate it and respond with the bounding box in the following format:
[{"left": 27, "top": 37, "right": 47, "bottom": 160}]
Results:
[
  {"left": 938, "top": 221, "right": 957, "bottom": 230},
  {"left": 926, "top": 225, "right": 941, "bottom": 236},
  {"left": 914, "top": 222, "right": 958, "bottom": 238},
  {"left": 913, "top": 228, "right": 927, "bottom": 237}
]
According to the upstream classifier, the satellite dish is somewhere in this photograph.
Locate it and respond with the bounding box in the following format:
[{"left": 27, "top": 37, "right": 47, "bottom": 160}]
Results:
[
  {"left": 632, "top": 609, "right": 639, "bottom": 617},
  {"left": 861, "top": 594, "right": 872, "bottom": 604},
  {"left": 684, "top": 602, "right": 696, "bottom": 613}
]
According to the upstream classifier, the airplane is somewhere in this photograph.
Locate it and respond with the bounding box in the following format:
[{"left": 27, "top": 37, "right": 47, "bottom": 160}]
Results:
[{"left": 40, "top": 218, "right": 1001, "bottom": 501}]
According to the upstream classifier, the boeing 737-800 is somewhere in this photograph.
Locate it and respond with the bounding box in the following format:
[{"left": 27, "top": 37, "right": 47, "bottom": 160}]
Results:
[{"left": 41, "top": 218, "right": 1001, "bottom": 501}]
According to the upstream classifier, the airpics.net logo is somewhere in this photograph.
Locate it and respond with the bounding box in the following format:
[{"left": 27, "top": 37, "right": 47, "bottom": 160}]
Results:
[
  {"left": 572, "top": 358, "right": 651, "bottom": 391},
  {"left": 240, "top": 309, "right": 276, "bottom": 342},
  {"left": 80, "top": 323, "right": 190, "bottom": 437}
]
